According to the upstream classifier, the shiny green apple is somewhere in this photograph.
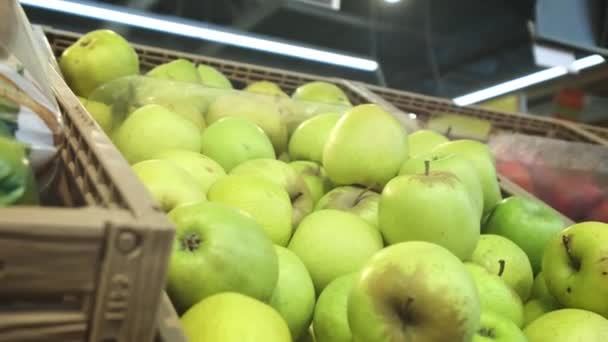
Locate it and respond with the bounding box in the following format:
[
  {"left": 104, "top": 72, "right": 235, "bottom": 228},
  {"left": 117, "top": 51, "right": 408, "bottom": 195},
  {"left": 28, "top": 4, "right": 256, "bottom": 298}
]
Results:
[
  {"left": 313, "top": 273, "right": 358, "bottom": 342},
  {"left": 208, "top": 175, "right": 293, "bottom": 246},
  {"left": 524, "top": 309, "right": 608, "bottom": 341},
  {"left": 147, "top": 58, "right": 201, "bottom": 83},
  {"left": 292, "top": 81, "right": 351, "bottom": 106},
  {"left": 289, "top": 161, "right": 332, "bottom": 205},
  {"left": 407, "top": 129, "right": 448, "bottom": 158},
  {"left": 200, "top": 117, "right": 275, "bottom": 171},
  {"left": 167, "top": 202, "right": 278, "bottom": 312},
  {"left": 316, "top": 186, "right": 380, "bottom": 228},
  {"left": 288, "top": 209, "right": 382, "bottom": 292},
  {"left": 269, "top": 246, "right": 316, "bottom": 340},
  {"left": 197, "top": 64, "right": 233, "bottom": 89},
  {"left": 152, "top": 149, "right": 225, "bottom": 194},
  {"left": 323, "top": 104, "right": 408, "bottom": 189},
  {"left": 288, "top": 112, "right": 341, "bottom": 163},
  {"left": 348, "top": 241, "right": 481, "bottom": 342},
  {"left": 181, "top": 292, "right": 290, "bottom": 342}
]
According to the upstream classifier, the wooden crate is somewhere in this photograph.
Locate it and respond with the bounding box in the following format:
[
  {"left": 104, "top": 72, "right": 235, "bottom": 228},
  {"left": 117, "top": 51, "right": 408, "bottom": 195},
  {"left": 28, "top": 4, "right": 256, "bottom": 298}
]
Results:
[
  {"left": 361, "top": 83, "right": 608, "bottom": 146},
  {"left": 0, "top": 3, "right": 174, "bottom": 341}
]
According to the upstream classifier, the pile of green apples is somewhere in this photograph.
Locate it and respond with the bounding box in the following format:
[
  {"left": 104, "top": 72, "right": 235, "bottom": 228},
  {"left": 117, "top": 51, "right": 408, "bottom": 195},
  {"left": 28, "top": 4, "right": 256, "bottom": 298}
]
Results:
[{"left": 59, "top": 30, "right": 608, "bottom": 342}]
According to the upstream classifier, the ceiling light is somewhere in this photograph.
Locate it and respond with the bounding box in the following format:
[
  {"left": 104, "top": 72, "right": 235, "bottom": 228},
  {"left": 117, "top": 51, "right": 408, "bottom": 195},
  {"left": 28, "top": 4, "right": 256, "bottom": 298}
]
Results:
[
  {"left": 20, "top": 0, "right": 378, "bottom": 72},
  {"left": 453, "top": 54, "right": 605, "bottom": 106},
  {"left": 385, "top": 0, "right": 402, "bottom": 3}
]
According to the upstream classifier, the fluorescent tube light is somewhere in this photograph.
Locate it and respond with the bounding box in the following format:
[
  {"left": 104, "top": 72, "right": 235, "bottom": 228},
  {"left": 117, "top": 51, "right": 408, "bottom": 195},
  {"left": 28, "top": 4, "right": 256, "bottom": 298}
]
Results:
[
  {"left": 20, "top": 0, "right": 379, "bottom": 71},
  {"left": 453, "top": 54, "right": 605, "bottom": 106}
]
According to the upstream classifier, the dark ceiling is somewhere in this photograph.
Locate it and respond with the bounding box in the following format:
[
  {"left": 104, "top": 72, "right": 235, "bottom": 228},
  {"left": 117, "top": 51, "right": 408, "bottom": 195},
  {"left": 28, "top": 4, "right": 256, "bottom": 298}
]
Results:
[{"left": 25, "top": 0, "right": 544, "bottom": 98}]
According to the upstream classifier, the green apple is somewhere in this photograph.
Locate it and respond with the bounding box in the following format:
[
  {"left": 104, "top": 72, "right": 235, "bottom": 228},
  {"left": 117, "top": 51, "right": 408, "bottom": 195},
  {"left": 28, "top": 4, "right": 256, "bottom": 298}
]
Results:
[
  {"left": 431, "top": 139, "right": 502, "bottom": 214},
  {"left": 292, "top": 81, "right": 352, "bottom": 106},
  {"left": 531, "top": 272, "right": 560, "bottom": 308},
  {"left": 197, "top": 64, "right": 233, "bottom": 89},
  {"left": 323, "top": 104, "right": 408, "bottom": 189},
  {"left": 269, "top": 246, "right": 316, "bottom": 340},
  {"left": 156, "top": 101, "right": 206, "bottom": 130},
  {"left": 523, "top": 272, "right": 562, "bottom": 326},
  {"left": 471, "top": 234, "right": 534, "bottom": 301},
  {"left": 208, "top": 175, "right": 293, "bottom": 245},
  {"left": 231, "top": 159, "right": 313, "bottom": 226},
  {"left": 113, "top": 104, "right": 200, "bottom": 164},
  {"left": 288, "top": 210, "right": 382, "bottom": 292},
  {"left": 315, "top": 186, "right": 380, "bottom": 228},
  {"left": 167, "top": 202, "right": 278, "bottom": 312},
  {"left": 181, "top": 292, "right": 291, "bottom": 342},
  {"left": 131, "top": 159, "right": 205, "bottom": 212},
  {"left": 206, "top": 94, "right": 288, "bottom": 153},
  {"left": 379, "top": 165, "right": 480, "bottom": 260},
  {"left": 484, "top": 196, "right": 567, "bottom": 274},
  {"left": 289, "top": 161, "right": 332, "bottom": 205},
  {"left": 77, "top": 96, "right": 113, "bottom": 134},
  {"left": 200, "top": 117, "right": 275, "bottom": 171},
  {"left": 298, "top": 326, "right": 316, "bottom": 342},
  {"left": 313, "top": 273, "right": 357, "bottom": 342},
  {"left": 60, "top": 29, "right": 139, "bottom": 97},
  {"left": 399, "top": 154, "right": 483, "bottom": 219},
  {"left": 542, "top": 221, "right": 608, "bottom": 317},
  {"left": 465, "top": 263, "right": 524, "bottom": 327},
  {"left": 348, "top": 241, "right": 480, "bottom": 342},
  {"left": 147, "top": 58, "right": 201, "bottom": 83},
  {"left": 524, "top": 308, "right": 608, "bottom": 341},
  {"left": 245, "top": 81, "right": 288, "bottom": 97},
  {"left": 474, "top": 311, "right": 527, "bottom": 342},
  {"left": 407, "top": 129, "right": 448, "bottom": 158},
  {"left": 288, "top": 112, "right": 341, "bottom": 163},
  {"left": 151, "top": 149, "right": 225, "bottom": 194},
  {"left": 523, "top": 299, "right": 554, "bottom": 327}
]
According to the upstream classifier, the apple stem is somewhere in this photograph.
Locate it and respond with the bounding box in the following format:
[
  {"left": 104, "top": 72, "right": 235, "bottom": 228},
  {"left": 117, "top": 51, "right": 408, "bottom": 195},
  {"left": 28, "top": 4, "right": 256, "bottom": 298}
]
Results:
[
  {"left": 424, "top": 160, "right": 430, "bottom": 176},
  {"left": 498, "top": 259, "right": 506, "bottom": 277},
  {"left": 354, "top": 186, "right": 373, "bottom": 205},
  {"left": 562, "top": 235, "right": 581, "bottom": 271}
]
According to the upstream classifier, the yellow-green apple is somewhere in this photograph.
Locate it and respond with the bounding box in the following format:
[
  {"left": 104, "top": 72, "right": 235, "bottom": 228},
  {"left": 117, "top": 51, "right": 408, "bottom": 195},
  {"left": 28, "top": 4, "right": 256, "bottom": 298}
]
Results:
[
  {"left": 474, "top": 311, "right": 527, "bottom": 342},
  {"left": 379, "top": 163, "right": 480, "bottom": 260},
  {"left": 431, "top": 139, "right": 502, "bottom": 214},
  {"left": 531, "top": 272, "right": 561, "bottom": 308},
  {"left": 313, "top": 273, "right": 358, "bottom": 342},
  {"left": 471, "top": 234, "right": 534, "bottom": 301},
  {"left": 208, "top": 175, "right": 293, "bottom": 246},
  {"left": 542, "top": 221, "right": 608, "bottom": 317},
  {"left": 131, "top": 159, "right": 205, "bottom": 212},
  {"left": 399, "top": 154, "right": 483, "bottom": 219},
  {"left": 407, "top": 129, "right": 448, "bottom": 158},
  {"left": 206, "top": 94, "right": 288, "bottom": 153},
  {"left": 200, "top": 117, "right": 275, "bottom": 171},
  {"left": 151, "top": 149, "right": 225, "bottom": 194},
  {"left": 288, "top": 112, "right": 341, "bottom": 163},
  {"left": 348, "top": 241, "right": 481, "bottom": 342},
  {"left": 292, "top": 81, "right": 352, "bottom": 106},
  {"left": 146, "top": 58, "right": 201, "bottom": 83},
  {"left": 524, "top": 308, "right": 608, "bottom": 341},
  {"left": 484, "top": 196, "right": 566, "bottom": 274},
  {"left": 288, "top": 210, "right": 382, "bottom": 292},
  {"left": 77, "top": 96, "right": 113, "bottom": 134},
  {"left": 60, "top": 29, "right": 139, "bottom": 97},
  {"left": 113, "top": 104, "right": 200, "bottom": 164},
  {"left": 245, "top": 81, "right": 288, "bottom": 97},
  {"left": 289, "top": 161, "right": 332, "bottom": 205},
  {"left": 269, "top": 246, "right": 316, "bottom": 340},
  {"left": 231, "top": 159, "right": 313, "bottom": 226},
  {"left": 181, "top": 292, "right": 290, "bottom": 342},
  {"left": 323, "top": 104, "right": 408, "bottom": 189},
  {"left": 465, "top": 263, "right": 524, "bottom": 327},
  {"left": 196, "top": 64, "right": 233, "bottom": 89},
  {"left": 315, "top": 186, "right": 380, "bottom": 228},
  {"left": 523, "top": 272, "right": 562, "bottom": 326},
  {"left": 167, "top": 202, "right": 278, "bottom": 312}
]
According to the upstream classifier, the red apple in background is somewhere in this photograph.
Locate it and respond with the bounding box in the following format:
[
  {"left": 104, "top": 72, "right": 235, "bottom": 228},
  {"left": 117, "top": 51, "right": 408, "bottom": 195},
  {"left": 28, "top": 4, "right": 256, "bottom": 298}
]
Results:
[
  {"left": 587, "top": 200, "right": 608, "bottom": 223},
  {"left": 549, "top": 175, "right": 603, "bottom": 221},
  {"left": 497, "top": 160, "right": 535, "bottom": 193}
]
